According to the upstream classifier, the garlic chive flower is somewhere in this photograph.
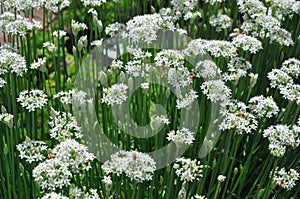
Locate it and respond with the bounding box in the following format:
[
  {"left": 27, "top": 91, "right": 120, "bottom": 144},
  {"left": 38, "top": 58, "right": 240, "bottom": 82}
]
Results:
[
  {"left": 219, "top": 100, "right": 258, "bottom": 134},
  {"left": 101, "top": 83, "right": 128, "bottom": 105},
  {"left": 272, "top": 167, "right": 299, "bottom": 190},
  {"left": 201, "top": 80, "right": 231, "bottom": 103},
  {"left": 232, "top": 34, "right": 263, "bottom": 54},
  {"left": 263, "top": 125, "right": 300, "bottom": 157},
  {"left": 40, "top": 192, "right": 69, "bottom": 199},
  {"left": 49, "top": 111, "right": 82, "bottom": 141},
  {"left": 209, "top": 14, "right": 231, "bottom": 32},
  {"left": 176, "top": 89, "right": 198, "bottom": 109},
  {"left": 194, "top": 60, "right": 221, "bottom": 80},
  {"left": 16, "top": 137, "right": 48, "bottom": 164},
  {"left": 167, "top": 127, "right": 195, "bottom": 147},
  {"left": 45, "top": 0, "right": 70, "bottom": 12},
  {"left": 52, "top": 139, "right": 95, "bottom": 172},
  {"left": 173, "top": 157, "right": 203, "bottom": 182},
  {"left": 0, "top": 48, "right": 27, "bottom": 76},
  {"left": 17, "top": 90, "right": 48, "bottom": 112},
  {"left": 33, "top": 158, "right": 72, "bottom": 190},
  {"left": 102, "top": 150, "right": 156, "bottom": 183},
  {"left": 248, "top": 96, "right": 279, "bottom": 118}
]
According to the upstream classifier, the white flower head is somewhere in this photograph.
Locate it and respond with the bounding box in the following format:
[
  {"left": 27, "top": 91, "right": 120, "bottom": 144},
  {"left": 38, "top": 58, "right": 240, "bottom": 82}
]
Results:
[{"left": 17, "top": 90, "right": 48, "bottom": 112}]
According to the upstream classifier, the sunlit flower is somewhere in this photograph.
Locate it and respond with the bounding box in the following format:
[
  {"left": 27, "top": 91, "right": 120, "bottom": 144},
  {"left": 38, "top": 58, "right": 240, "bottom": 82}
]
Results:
[{"left": 272, "top": 167, "right": 299, "bottom": 190}]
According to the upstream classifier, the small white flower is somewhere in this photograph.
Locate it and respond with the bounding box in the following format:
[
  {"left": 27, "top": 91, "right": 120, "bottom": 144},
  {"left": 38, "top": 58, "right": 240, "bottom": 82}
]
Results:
[
  {"left": 16, "top": 137, "right": 48, "bottom": 163},
  {"left": 272, "top": 167, "right": 299, "bottom": 190},
  {"left": 248, "top": 95, "right": 279, "bottom": 118},
  {"left": 167, "top": 127, "right": 195, "bottom": 147},
  {"left": 232, "top": 34, "right": 263, "bottom": 54},
  {"left": 101, "top": 83, "right": 128, "bottom": 105},
  {"left": 71, "top": 20, "right": 88, "bottom": 36},
  {"left": 209, "top": 14, "right": 231, "bottom": 32},
  {"left": 43, "top": 42, "right": 56, "bottom": 53},
  {"left": 176, "top": 89, "right": 198, "bottom": 109},
  {"left": 263, "top": 125, "right": 300, "bottom": 157},
  {"left": 53, "top": 30, "right": 67, "bottom": 39},
  {"left": 201, "top": 80, "right": 231, "bottom": 103},
  {"left": 173, "top": 157, "right": 203, "bottom": 182},
  {"left": 17, "top": 90, "right": 48, "bottom": 112},
  {"left": 102, "top": 150, "right": 156, "bottom": 183},
  {"left": 49, "top": 110, "right": 82, "bottom": 141},
  {"left": 217, "top": 175, "right": 226, "bottom": 182},
  {"left": 40, "top": 192, "right": 69, "bottom": 199}
]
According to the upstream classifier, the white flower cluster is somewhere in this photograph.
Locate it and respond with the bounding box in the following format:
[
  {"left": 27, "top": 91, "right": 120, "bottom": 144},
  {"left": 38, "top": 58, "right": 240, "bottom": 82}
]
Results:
[
  {"left": 0, "top": 78, "right": 6, "bottom": 88},
  {"left": 263, "top": 125, "right": 300, "bottom": 157},
  {"left": 173, "top": 157, "right": 203, "bottom": 182},
  {"left": 49, "top": 111, "right": 82, "bottom": 141},
  {"left": 209, "top": 14, "right": 231, "bottom": 32},
  {"left": 102, "top": 150, "right": 156, "bottom": 183},
  {"left": 0, "top": 48, "right": 27, "bottom": 77},
  {"left": 43, "top": 42, "right": 56, "bottom": 53},
  {"left": 33, "top": 158, "right": 72, "bottom": 190},
  {"left": 81, "top": 0, "right": 106, "bottom": 7},
  {"left": 0, "top": 0, "right": 45, "bottom": 10},
  {"left": 53, "top": 89, "right": 87, "bottom": 106},
  {"left": 268, "top": 58, "right": 300, "bottom": 104},
  {"left": 71, "top": 20, "right": 88, "bottom": 36},
  {"left": 176, "top": 89, "right": 198, "bottom": 109},
  {"left": 124, "top": 48, "right": 151, "bottom": 78},
  {"left": 71, "top": 186, "right": 100, "bottom": 199},
  {"left": 281, "top": 58, "right": 300, "bottom": 78},
  {"left": 201, "top": 80, "right": 231, "bottom": 103},
  {"left": 150, "top": 115, "right": 170, "bottom": 129},
  {"left": 184, "top": 39, "right": 207, "bottom": 56},
  {"left": 105, "top": 22, "right": 126, "bottom": 37},
  {"left": 17, "top": 90, "right": 48, "bottom": 112},
  {"left": 272, "top": 167, "right": 299, "bottom": 190},
  {"left": 192, "top": 195, "right": 207, "bottom": 199},
  {"left": 30, "top": 57, "right": 47, "bottom": 70},
  {"left": 167, "top": 66, "right": 192, "bottom": 88},
  {"left": 16, "top": 137, "right": 48, "bottom": 163},
  {"left": 237, "top": 0, "right": 266, "bottom": 16},
  {"left": 155, "top": 50, "right": 185, "bottom": 69},
  {"left": 0, "top": 113, "right": 13, "bottom": 127},
  {"left": 223, "top": 57, "right": 252, "bottom": 82},
  {"left": 167, "top": 127, "right": 195, "bottom": 147},
  {"left": 53, "top": 30, "right": 67, "bottom": 39},
  {"left": 122, "top": 14, "right": 175, "bottom": 44},
  {"left": 0, "top": 12, "right": 42, "bottom": 36},
  {"left": 33, "top": 139, "right": 95, "bottom": 190},
  {"left": 248, "top": 96, "right": 279, "bottom": 118},
  {"left": 194, "top": 60, "right": 221, "bottom": 80},
  {"left": 185, "top": 39, "right": 237, "bottom": 58},
  {"left": 219, "top": 100, "right": 258, "bottom": 134},
  {"left": 241, "top": 14, "right": 294, "bottom": 46},
  {"left": 170, "top": 0, "right": 201, "bottom": 20},
  {"left": 40, "top": 192, "right": 69, "bottom": 199},
  {"left": 45, "top": 0, "right": 70, "bottom": 12},
  {"left": 101, "top": 83, "right": 128, "bottom": 105},
  {"left": 204, "top": 0, "right": 224, "bottom": 5},
  {"left": 231, "top": 34, "right": 263, "bottom": 54},
  {"left": 205, "top": 40, "right": 237, "bottom": 58},
  {"left": 52, "top": 139, "right": 95, "bottom": 172},
  {"left": 271, "top": 0, "right": 300, "bottom": 21}
]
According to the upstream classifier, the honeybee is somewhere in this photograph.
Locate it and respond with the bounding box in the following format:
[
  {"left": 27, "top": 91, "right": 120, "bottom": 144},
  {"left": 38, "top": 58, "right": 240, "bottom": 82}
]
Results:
[
  {"left": 236, "top": 112, "right": 246, "bottom": 118},
  {"left": 190, "top": 72, "right": 196, "bottom": 78},
  {"left": 280, "top": 180, "right": 285, "bottom": 189},
  {"left": 162, "top": 61, "right": 168, "bottom": 69},
  {"left": 161, "top": 73, "right": 167, "bottom": 79},
  {"left": 132, "top": 151, "right": 137, "bottom": 161},
  {"left": 48, "top": 153, "right": 56, "bottom": 159}
]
